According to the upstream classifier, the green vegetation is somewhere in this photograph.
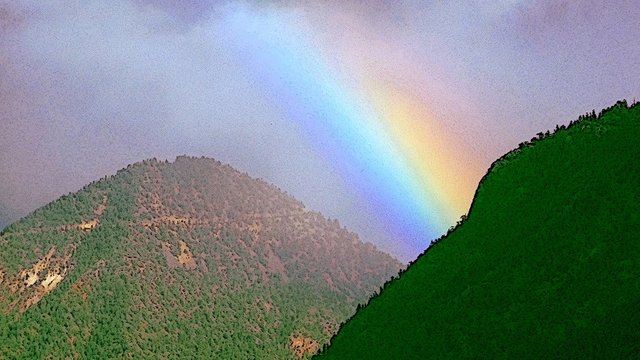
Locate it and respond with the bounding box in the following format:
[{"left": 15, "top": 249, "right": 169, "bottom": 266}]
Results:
[
  {"left": 0, "top": 157, "right": 401, "bottom": 359},
  {"left": 317, "top": 101, "right": 640, "bottom": 359}
]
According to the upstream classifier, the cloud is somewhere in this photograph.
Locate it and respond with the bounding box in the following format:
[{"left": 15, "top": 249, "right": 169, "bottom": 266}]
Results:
[
  {"left": 1, "top": 0, "right": 639, "bottom": 261},
  {"left": 135, "top": 0, "right": 216, "bottom": 21},
  {"left": 0, "top": 2, "right": 26, "bottom": 34}
]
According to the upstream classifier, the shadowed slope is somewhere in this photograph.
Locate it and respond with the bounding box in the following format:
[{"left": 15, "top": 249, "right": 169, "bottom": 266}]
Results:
[{"left": 317, "top": 101, "right": 640, "bottom": 359}]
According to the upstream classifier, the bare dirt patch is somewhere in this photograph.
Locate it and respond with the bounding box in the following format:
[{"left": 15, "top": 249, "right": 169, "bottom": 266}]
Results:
[
  {"left": 162, "top": 241, "right": 196, "bottom": 270},
  {"left": 290, "top": 334, "right": 319, "bottom": 359},
  {"left": 177, "top": 241, "right": 197, "bottom": 270}
]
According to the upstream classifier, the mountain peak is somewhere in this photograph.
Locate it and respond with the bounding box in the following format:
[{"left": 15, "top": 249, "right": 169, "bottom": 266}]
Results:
[{"left": 0, "top": 155, "right": 401, "bottom": 359}]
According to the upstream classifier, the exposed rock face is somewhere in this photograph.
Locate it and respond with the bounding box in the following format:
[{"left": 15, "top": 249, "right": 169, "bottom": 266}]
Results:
[{"left": 4, "top": 244, "right": 74, "bottom": 313}]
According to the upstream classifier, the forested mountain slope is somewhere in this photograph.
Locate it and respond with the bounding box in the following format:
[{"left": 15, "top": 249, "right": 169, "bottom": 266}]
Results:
[
  {"left": 0, "top": 156, "right": 401, "bottom": 359},
  {"left": 317, "top": 101, "right": 640, "bottom": 359}
]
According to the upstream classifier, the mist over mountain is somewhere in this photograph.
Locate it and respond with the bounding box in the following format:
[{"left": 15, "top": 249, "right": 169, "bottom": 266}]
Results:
[{"left": 0, "top": 156, "right": 401, "bottom": 359}]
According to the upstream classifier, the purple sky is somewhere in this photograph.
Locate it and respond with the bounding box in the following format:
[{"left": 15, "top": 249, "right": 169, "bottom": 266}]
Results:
[{"left": 1, "top": 0, "right": 639, "bottom": 261}]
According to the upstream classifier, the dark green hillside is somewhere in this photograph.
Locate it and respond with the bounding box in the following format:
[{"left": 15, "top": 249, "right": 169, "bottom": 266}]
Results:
[
  {"left": 317, "top": 101, "right": 640, "bottom": 359},
  {"left": 0, "top": 156, "right": 401, "bottom": 359}
]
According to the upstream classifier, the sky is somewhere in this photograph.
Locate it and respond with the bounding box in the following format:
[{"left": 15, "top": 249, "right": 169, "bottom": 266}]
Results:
[{"left": 1, "top": 0, "right": 639, "bottom": 262}]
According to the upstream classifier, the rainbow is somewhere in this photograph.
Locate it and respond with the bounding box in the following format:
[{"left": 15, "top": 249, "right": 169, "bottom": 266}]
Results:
[{"left": 219, "top": 6, "right": 480, "bottom": 259}]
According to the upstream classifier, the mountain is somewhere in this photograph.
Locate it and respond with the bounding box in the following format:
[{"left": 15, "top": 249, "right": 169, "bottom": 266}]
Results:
[
  {"left": 317, "top": 101, "right": 640, "bottom": 359},
  {"left": 0, "top": 156, "right": 402, "bottom": 359}
]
